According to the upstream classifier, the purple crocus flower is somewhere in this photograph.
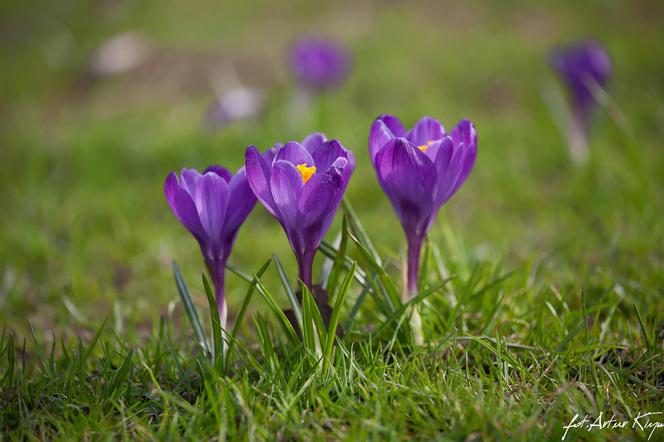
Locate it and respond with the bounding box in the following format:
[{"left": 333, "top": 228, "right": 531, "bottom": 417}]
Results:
[
  {"left": 164, "top": 161, "right": 266, "bottom": 326},
  {"left": 550, "top": 40, "right": 612, "bottom": 137},
  {"left": 369, "top": 115, "right": 477, "bottom": 298},
  {"left": 290, "top": 37, "right": 351, "bottom": 91},
  {"left": 245, "top": 134, "right": 354, "bottom": 289}
]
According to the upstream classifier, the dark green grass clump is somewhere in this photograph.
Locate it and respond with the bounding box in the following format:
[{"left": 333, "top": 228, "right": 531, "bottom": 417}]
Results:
[{"left": 1, "top": 221, "right": 663, "bottom": 440}]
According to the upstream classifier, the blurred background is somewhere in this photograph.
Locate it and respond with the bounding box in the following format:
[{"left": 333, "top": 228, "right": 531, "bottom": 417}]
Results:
[{"left": 1, "top": 0, "right": 663, "bottom": 338}]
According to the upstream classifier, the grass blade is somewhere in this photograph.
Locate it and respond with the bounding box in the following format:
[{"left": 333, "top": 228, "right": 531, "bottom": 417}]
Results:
[
  {"left": 254, "top": 313, "right": 276, "bottom": 364},
  {"left": 222, "top": 325, "right": 267, "bottom": 377},
  {"left": 555, "top": 319, "right": 585, "bottom": 352},
  {"left": 273, "top": 254, "right": 302, "bottom": 328},
  {"left": 226, "top": 264, "right": 252, "bottom": 283},
  {"left": 347, "top": 229, "right": 400, "bottom": 311},
  {"left": 84, "top": 317, "right": 109, "bottom": 361},
  {"left": 633, "top": 305, "right": 652, "bottom": 349},
  {"left": 344, "top": 277, "right": 372, "bottom": 333},
  {"left": 372, "top": 278, "right": 453, "bottom": 339},
  {"left": 320, "top": 231, "right": 341, "bottom": 288},
  {"left": 342, "top": 198, "right": 382, "bottom": 266},
  {"left": 225, "top": 258, "right": 271, "bottom": 372},
  {"left": 1, "top": 333, "right": 14, "bottom": 387},
  {"left": 254, "top": 276, "right": 299, "bottom": 346},
  {"left": 462, "top": 335, "right": 519, "bottom": 368},
  {"left": 319, "top": 241, "right": 367, "bottom": 287},
  {"left": 202, "top": 273, "right": 223, "bottom": 370},
  {"left": 301, "top": 284, "right": 317, "bottom": 357},
  {"left": 302, "top": 283, "right": 327, "bottom": 350},
  {"left": 173, "top": 261, "right": 210, "bottom": 356},
  {"left": 324, "top": 215, "right": 349, "bottom": 294},
  {"left": 323, "top": 263, "right": 356, "bottom": 372},
  {"left": 105, "top": 349, "right": 134, "bottom": 401}
]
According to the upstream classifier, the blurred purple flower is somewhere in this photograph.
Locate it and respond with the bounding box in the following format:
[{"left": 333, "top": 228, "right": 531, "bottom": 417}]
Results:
[
  {"left": 290, "top": 37, "right": 351, "bottom": 90},
  {"left": 369, "top": 115, "right": 477, "bottom": 296},
  {"left": 245, "top": 134, "right": 354, "bottom": 288},
  {"left": 164, "top": 162, "right": 263, "bottom": 324},
  {"left": 550, "top": 40, "right": 612, "bottom": 135}
]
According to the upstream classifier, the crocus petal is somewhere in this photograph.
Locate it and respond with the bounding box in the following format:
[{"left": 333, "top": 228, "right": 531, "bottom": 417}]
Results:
[
  {"left": 264, "top": 145, "right": 279, "bottom": 164},
  {"left": 428, "top": 137, "right": 455, "bottom": 205},
  {"left": 297, "top": 172, "right": 340, "bottom": 229},
  {"left": 270, "top": 160, "right": 303, "bottom": 228},
  {"left": 194, "top": 173, "right": 230, "bottom": 252},
  {"left": 405, "top": 116, "right": 445, "bottom": 146},
  {"left": 275, "top": 141, "right": 315, "bottom": 167},
  {"left": 430, "top": 121, "right": 477, "bottom": 207},
  {"left": 164, "top": 172, "right": 206, "bottom": 241},
  {"left": 378, "top": 114, "right": 406, "bottom": 137},
  {"left": 245, "top": 146, "right": 279, "bottom": 217},
  {"left": 345, "top": 149, "right": 356, "bottom": 174},
  {"left": 419, "top": 136, "right": 445, "bottom": 163},
  {"left": 330, "top": 156, "right": 349, "bottom": 173},
  {"left": 449, "top": 119, "right": 476, "bottom": 153},
  {"left": 180, "top": 168, "right": 202, "bottom": 197},
  {"left": 329, "top": 156, "right": 353, "bottom": 189},
  {"left": 448, "top": 120, "right": 477, "bottom": 196},
  {"left": 204, "top": 165, "right": 233, "bottom": 183},
  {"left": 369, "top": 119, "right": 397, "bottom": 164},
  {"left": 291, "top": 172, "right": 339, "bottom": 257},
  {"left": 308, "top": 139, "right": 350, "bottom": 172},
  {"left": 375, "top": 138, "right": 436, "bottom": 236},
  {"left": 369, "top": 114, "right": 407, "bottom": 163},
  {"left": 223, "top": 167, "right": 257, "bottom": 236},
  {"left": 301, "top": 132, "right": 327, "bottom": 154}
]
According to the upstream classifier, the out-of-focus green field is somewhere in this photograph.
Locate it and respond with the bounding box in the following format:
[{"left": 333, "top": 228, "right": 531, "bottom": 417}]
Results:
[
  {"left": 2, "top": 0, "right": 662, "bottom": 333},
  {"left": 1, "top": 0, "right": 663, "bottom": 439}
]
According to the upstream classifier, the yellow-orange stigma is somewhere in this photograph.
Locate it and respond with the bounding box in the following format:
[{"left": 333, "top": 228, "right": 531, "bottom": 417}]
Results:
[
  {"left": 417, "top": 140, "right": 436, "bottom": 152},
  {"left": 296, "top": 163, "right": 316, "bottom": 184}
]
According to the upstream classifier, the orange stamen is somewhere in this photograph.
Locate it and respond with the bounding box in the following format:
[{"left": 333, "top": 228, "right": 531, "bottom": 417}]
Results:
[
  {"left": 417, "top": 140, "right": 436, "bottom": 152},
  {"left": 296, "top": 163, "right": 316, "bottom": 184}
]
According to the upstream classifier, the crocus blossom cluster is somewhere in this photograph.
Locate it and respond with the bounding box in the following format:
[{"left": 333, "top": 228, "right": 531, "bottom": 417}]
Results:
[
  {"left": 162, "top": 37, "right": 618, "bottom": 346},
  {"left": 550, "top": 41, "right": 612, "bottom": 137},
  {"left": 369, "top": 115, "right": 477, "bottom": 296},
  {"left": 245, "top": 135, "right": 354, "bottom": 288},
  {"left": 290, "top": 37, "right": 351, "bottom": 91},
  {"left": 164, "top": 160, "right": 267, "bottom": 325}
]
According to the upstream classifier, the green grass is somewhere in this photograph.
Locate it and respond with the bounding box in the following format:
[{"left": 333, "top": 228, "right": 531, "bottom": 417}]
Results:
[{"left": 1, "top": 0, "right": 663, "bottom": 440}]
